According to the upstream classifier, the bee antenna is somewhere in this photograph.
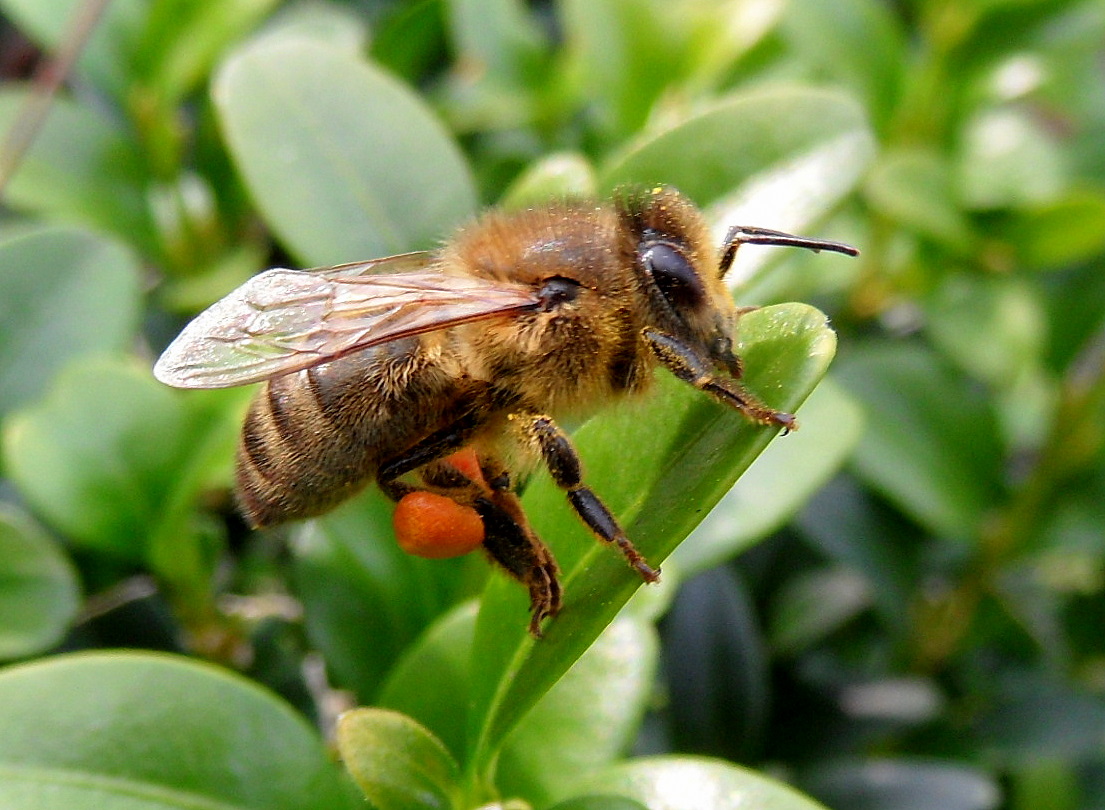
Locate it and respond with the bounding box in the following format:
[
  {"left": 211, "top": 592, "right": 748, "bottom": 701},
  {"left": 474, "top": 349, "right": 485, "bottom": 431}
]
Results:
[{"left": 719, "top": 226, "right": 859, "bottom": 277}]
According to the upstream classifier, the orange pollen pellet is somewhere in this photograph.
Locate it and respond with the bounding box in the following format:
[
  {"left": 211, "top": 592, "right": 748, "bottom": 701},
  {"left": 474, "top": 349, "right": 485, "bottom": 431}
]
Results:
[
  {"left": 442, "top": 447, "right": 487, "bottom": 488},
  {"left": 393, "top": 491, "right": 485, "bottom": 559}
]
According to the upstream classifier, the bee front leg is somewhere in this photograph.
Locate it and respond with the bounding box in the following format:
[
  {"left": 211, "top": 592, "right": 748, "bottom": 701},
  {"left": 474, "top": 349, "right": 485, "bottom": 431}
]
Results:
[
  {"left": 513, "top": 413, "right": 660, "bottom": 583},
  {"left": 643, "top": 328, "right": 797, "bottom": 432}
]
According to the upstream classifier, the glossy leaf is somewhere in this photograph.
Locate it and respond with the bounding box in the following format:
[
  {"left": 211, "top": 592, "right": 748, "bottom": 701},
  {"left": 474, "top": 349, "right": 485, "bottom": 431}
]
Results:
[
  {"left": 796, "top": 475, "right": 916, "bottom": 632},
  {"left": 547, "top": 797, "right": 648, "bottom": 810},
  {"left": 834, "top": 343, "right": 1004, "bottom": 539},
  {"left": 467, "top": 303, "right": 836, "bottom": 776},
  {"left": 600, "top": 85, "right": 874, "bottom": 219},
  {"left": 292, "top": 489, "right": 479, "bottom": 702},
  {"left": 864, "top": 147, "right": 974, "bottom": 250},
  {"left": 577, "top": 756, "right": 831, "bottom": 810},
  {"left": 957, "top": 106, "right": 1065, "bottom": 210},
  {"left": 1003, "top": 189, "right": 1105, "bottom": 271},
  {"left": 0, "top": 506, "right": 79, "bottom": 659},
  {"left": 781, "top": 0, "right": 906, "bottom": 129},
  {"left": 975, "top": 677, "right": 1105, "bottom": 763},
  {"left": 377, "top": 604, "right": 657, "bottom": 804},
  {"left": 0, "top": 651, "right": 360, "bottom": 810},
  {"left": 496, "top": 616, "right": 659, "bottom": 806},
  {"left": 337, "top": 708, "right": 461, "bottom": 810},
  {"left": 558, "top": 0, "right": 684, "bottom": 137},
  {"left": 500, "top": 152, "right": 598, "bottom": 210},
  {"left": 800, "top": 759, "right": 1000, "bottom": 810},
  {"left": 0, "top": 91, "right": 156, "bottom": 255},
  {"left": 0, "top": 227, "right": 141, "bottom": 417},
  {"left": 376, "top": 601, "right": 479, "bottom": 761},
  {"left": 673, "top": 376, "right": 863, "bottom": 576},
  {"left": 214, "top": 35, "right": 477, "bottom": 266},
  {"left": 769, "top": 566, "right": 872, "bottom": 654},
  {"left": 3, "top": 359, "right": 247, "bottom": 571},
  {"left": 660, "top": 567, "right": 769, "bottom": 761},
  {"left": 132, "top": 0, "right": 280, "bottom": 105},
  {"left": 926, "top": 272, "right": 1046, "bottom": 388},
  {"left": 447, "top": 0, "right": 546, "bottom": 86}
]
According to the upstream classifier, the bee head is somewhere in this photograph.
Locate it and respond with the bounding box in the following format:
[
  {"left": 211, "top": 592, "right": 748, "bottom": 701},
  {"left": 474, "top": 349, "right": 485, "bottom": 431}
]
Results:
[{"left": 616, "top": 186, "right": 741, "bottom": 372}]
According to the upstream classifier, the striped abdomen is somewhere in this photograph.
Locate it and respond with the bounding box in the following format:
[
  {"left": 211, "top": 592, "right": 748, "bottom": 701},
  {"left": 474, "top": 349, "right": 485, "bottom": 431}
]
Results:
[{"left": 235, "top": 339, "right": 460, "bottom": 527}]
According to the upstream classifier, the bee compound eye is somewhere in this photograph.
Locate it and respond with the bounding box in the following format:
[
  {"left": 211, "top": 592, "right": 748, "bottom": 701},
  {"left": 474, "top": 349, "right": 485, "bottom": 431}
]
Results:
[
  {"left": 537, "top": 276, "right": 582, "bottom": 311},
  {"left": 641, "top": 242, "right": 705, "bottom": 310}
]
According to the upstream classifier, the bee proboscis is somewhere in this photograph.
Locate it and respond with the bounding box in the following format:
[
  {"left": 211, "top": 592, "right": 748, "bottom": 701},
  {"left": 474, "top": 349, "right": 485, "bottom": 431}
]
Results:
[{"left": 155, "top": 186, "right": 857, "bottom": 636}]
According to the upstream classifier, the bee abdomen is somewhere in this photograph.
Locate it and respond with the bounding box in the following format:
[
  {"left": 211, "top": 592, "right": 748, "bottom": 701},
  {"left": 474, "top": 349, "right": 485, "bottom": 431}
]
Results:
[
  {"left": 234, "top": 342, "right": 461, "bottom": 528},
  {"left": 235, "top": 369, "right": 376, "bottom": 527}
]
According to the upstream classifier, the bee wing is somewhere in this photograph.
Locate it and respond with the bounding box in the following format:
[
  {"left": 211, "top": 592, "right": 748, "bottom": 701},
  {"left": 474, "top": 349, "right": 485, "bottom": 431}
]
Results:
[{"left": 154, "top": 252, "right": 539, "bottom": 389}]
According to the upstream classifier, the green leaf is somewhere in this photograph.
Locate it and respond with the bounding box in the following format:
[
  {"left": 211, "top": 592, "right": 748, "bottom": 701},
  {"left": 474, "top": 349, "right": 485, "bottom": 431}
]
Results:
[
  {"left": 926, "top": 272, "right": 1046, "bottom": 388},
  {"left": 800, "top": 759, "right": 1000, "bottom": 810},
  {"left": 3, "top": 359, "right": 247, "bottom": 576},
  {"left": 213, "top": 35, "right": 477, "bottom": 266},
  {"left": 768, "top": 566, "right": 872, "bottom": 654},
  {"left": 0, "top": 227, "right": 142, "bottom": 417},
  {"left": 577, "top": 756, "right": 832, "bottom": 810},
  {"left": 547, "top": 797, "right": 648, "bottom": 810},
  {"left": 672, "top": 376, "right": 864, "bottom": 576},
  {"left": 559, "top": 0, "right": 686, "bottom": 137},
  {"left": 834, "top": 343, "right": 1004, "bottom": 539},
  {"left": 466, "top": 303, "right": 837, "bottom": 777},
  {"left": 864, "top": 147, "right": 975, "bottom": 250},
  {"left": 496, "top": 616, "right": 659, "bottom": 807},
  {"left": 781, "top": 0, "right": 907, "bottom": 130},
  {"left": 796, "top": 475, "right": 916, "bottom": 633},
  {"left": 337, "top": 708, "right": 461, "bottom": 810},
  {"left": 1002, "top": 189, "right": 1105, "bottom": 271},
  {"left": 600, "top": 85, "right": 874, "bottom": 218},
  {"left": 957, "top": 106, "right": 1066, "bottom": 210},
  {"left": 377, "top": 602, "right": 479, "bottom": 762},
  {"left": 371, "top": 0, "right": 448, "bottom": 83},
  {"left": 500, "top": 152, "right": 598, "bottom": 210},
  {"left": 0, "top": 0, "right": 144, "bottom": 99},
  {"left": 0, "top": 506, "right": 80, "bottom": 660},
  {"left": 0, "top": 651, "right": 360, "bottom": 810},
  {"left": 0, "top": 91, "right": 157, "bottom": 255},
  {"left": 1011, "top": 760, "right": 1081, "bottom": 810},
  {"left": 976, "top": 677, "right": 1105, "bottom": 764},
  {"left": 132, "top": 0, "right": 280, "bottom": 105},
  {"left": 292, "top": 489, "right": 480, "bottom": 701},
  {"left": 447, "top": 0, "right": 547, "bottom": 86},
  {"left": 377, "top": 604, "right": 657, "bottom": 803}
]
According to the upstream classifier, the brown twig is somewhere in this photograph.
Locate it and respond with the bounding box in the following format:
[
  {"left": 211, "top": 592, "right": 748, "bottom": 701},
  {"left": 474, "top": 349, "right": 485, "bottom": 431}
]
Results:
[{"left": 0, "top": 0, "right": 113, "bottom": 197}]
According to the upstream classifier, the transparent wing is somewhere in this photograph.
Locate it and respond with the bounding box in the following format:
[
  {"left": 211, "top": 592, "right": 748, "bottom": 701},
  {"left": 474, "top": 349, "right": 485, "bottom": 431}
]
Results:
[{"left": 154, "top": 252, "right": 539, "bottom": 389}]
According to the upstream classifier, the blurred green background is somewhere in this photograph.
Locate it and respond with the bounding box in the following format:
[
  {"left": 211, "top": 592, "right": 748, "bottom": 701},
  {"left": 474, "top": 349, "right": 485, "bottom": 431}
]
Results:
[{"left": 1, "top": 1, "right": 1105, "bottom": 809}]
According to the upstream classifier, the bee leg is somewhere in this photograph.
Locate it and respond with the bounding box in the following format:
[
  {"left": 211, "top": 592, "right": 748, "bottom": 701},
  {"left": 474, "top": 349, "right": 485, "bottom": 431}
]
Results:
[
  {"left": 515, "top": 413, "right": 661, "bottom": 583},
  {"left": 643, "top": 328, "right": 797, "bottom": 432},
  {"left": 376, "top": 408, "right": 488, "bottom": 502},
  {"left": 475, "top": 492, "right": 562, "bottom": 637},
  {"left": 376, "top": 416, "right": 563, "bottom": 636}
]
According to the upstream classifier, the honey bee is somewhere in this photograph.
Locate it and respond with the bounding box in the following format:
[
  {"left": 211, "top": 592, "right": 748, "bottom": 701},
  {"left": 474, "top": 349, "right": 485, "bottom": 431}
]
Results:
[{"left": 155, "top": 186, "right": 857, "bottom": 635}]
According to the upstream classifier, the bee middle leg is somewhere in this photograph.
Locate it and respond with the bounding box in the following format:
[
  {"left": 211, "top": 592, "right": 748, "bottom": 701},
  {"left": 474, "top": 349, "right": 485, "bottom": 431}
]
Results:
[{"left": 514, "top": 412, "right": 660, "bottom": 583}]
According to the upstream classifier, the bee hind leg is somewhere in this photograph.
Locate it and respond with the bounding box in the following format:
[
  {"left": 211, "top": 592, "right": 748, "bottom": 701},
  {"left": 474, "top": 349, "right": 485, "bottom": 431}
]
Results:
[
  {"left": 376, "top": 415, "right": 563, "bottom": 637},
  {"left": 475, "top": 490, "right": 562, "bottom": 637},
  {"left": 516, "top": 413, "right": 660, "bottom": 583}
]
